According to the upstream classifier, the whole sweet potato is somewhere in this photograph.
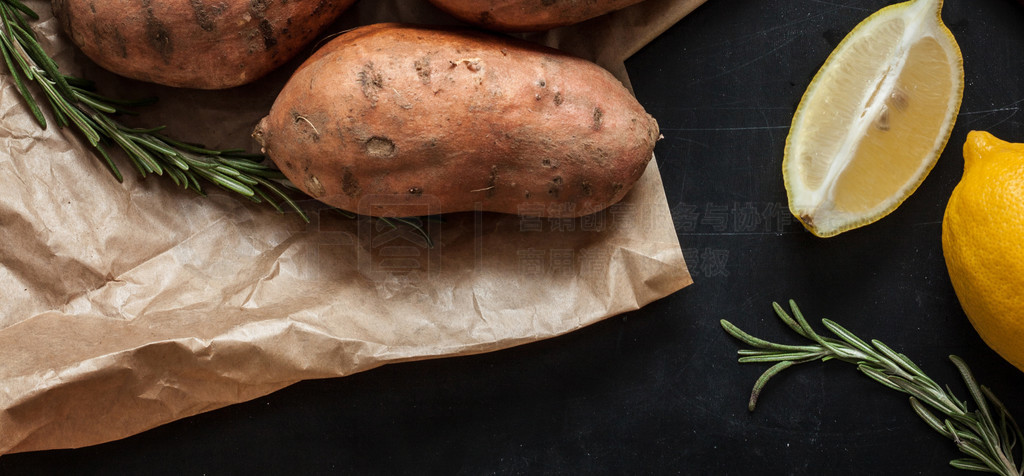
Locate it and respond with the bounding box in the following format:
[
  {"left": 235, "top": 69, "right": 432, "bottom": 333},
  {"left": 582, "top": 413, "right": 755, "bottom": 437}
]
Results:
[
  {"left": 426, "top": 0, "right": 648, "bottom": 32},
  {"left": 253, "top": 23, "right": 659, "bottom": 218},
  {"left": 51, "top": 0, "right": 357, "bottom": 89}
]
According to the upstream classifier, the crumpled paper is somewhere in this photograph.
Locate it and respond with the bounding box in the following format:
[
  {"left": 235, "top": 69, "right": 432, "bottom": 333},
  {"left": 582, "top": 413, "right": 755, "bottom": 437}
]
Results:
[{"left": 0, "top": 0, "right": 700, "bottom": 454}]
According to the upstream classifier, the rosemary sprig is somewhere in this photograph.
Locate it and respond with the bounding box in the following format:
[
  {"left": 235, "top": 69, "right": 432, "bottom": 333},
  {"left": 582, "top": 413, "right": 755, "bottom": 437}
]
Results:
[
  {"left": 1, "top": 0, "right": 436, "bottom": 246},
  {"left": 0, "top": 0, "right": 314, "bottom": 221},
  {"left": 722, "top": 301, "right": 1024, "bottom": 475}
]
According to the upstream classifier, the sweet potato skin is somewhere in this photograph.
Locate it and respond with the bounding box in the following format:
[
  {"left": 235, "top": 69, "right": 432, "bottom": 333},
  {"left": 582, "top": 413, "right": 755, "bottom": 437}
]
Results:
[
  {"left": 51, "top": 0, "right": 357, "bottom": 89},
  {"left": 253, "top": 23, "right": 659, "bottom": 218},
  {"left": 426, "top": 0, "right": 648, "bottom": 32}
]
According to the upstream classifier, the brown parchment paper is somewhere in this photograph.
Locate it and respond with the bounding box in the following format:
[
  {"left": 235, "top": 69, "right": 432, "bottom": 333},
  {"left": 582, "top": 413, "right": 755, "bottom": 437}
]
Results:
[{"left": 0, "top": 0, "right": 702, "bottom": 454}]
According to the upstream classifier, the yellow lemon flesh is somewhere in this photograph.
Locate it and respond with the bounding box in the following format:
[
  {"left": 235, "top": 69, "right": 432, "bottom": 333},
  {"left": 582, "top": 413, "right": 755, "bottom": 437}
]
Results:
[
  {"left": 943, "top": 131, "right": 1024, "bottom": 372},
  {"left": 783, "top": 0, "right": 963, "bottom": 237}
]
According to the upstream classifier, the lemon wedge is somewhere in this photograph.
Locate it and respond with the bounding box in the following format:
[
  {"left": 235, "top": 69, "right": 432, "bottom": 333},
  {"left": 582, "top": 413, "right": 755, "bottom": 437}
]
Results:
[{"left": 783, "top": 0, "right": 963, "bottom": 237}]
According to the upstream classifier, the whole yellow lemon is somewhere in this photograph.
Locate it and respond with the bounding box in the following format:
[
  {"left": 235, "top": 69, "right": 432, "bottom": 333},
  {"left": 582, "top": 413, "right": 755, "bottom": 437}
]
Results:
[{"left": 943, "top": 130, "right": 1024, "bottom": 372}]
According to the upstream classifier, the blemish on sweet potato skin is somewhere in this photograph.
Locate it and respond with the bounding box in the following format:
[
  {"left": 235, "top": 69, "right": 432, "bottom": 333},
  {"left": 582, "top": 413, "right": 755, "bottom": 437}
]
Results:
[
  {"left": 257, "top": 23, "right": 659, "bottom": 218},
  {"left": 592, "top": 107, "right": 604, "bottom": 132},
  {"left": 304, "top": 175, "right": 326, "bottom": 197},
  {"left": 291, "top": 112, "right": 322, "bottom": 142},
  {"left": 188, "top": 0, "right": 218, "bottom": 32},
  {"left": 142, "top": 0, "right": 174, "bottom": 62},
  {"left": 415, "top": 57, "right": 432, "bottom": 84},
  {"left": 358, "top": 63, "right": 385, "bottom": 107},
  {"left": 366, "top": 137, "right": 397, "bottom": 158},
  {"left": 341, "top": 168, "right": 361, "bottom": 198},
  {"left": 52, "top": 0, "right": 357, "bottom": 89},
  {"left": 548, "top": 176, "right": 563, "bottom": 198}
]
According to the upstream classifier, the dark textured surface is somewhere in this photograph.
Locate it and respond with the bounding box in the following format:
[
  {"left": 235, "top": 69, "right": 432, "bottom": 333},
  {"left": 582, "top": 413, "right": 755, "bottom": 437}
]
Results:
[{"left": 4, "top": 0, "right": 1024, "bottom": 474}]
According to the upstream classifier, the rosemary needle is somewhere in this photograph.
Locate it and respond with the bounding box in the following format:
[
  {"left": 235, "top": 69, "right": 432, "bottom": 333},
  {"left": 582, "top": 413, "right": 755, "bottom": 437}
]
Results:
[{"left": 722, "top": 301, "right": 1024, "bottom": 476}]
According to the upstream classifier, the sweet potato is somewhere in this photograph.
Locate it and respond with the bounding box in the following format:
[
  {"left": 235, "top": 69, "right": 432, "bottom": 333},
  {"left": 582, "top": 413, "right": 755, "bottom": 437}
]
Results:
[
  {"left": 252, "top": 23, "right": 660, "bottom": 218},
  {"left": 425, "top": 0, "right": 648, "bottom": 32},
  {"left": 50, "top": 0, "right": 357, "bottom": 89}
]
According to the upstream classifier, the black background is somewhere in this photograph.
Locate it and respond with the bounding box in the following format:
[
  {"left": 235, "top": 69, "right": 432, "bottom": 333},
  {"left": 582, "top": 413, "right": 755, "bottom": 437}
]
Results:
[{"left": 4, "top": 0, "right": 1024, "bottom": 474}]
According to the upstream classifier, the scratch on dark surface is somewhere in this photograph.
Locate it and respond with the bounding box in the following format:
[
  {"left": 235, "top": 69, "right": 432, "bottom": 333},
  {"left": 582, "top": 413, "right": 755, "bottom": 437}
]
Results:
[
  {"left": 759, "top": 109, "right": 780, "bottom": 152},
  {"left": 659, "top": 105, "right": 795, "bottom": 110},
  {"left": 959, "top": 99, "right": 1024, "bottom": 128},
  {"left": 662, "top": 126, "right": 790, "bottom": 132},
  {"left": 671, "top": 137, "right": 712, "bottom": 148},
  {"left": 965, "top": 110, "right": 1018, "bottom": 129},
  {"left": 679, "top": 232, "right": 806, "bottom": 236},
  {"left": 960, "top": 97, "right": 1024, "bottom": 115},
  {"left": 691, "top": 37, "right": 798, "bottom": 85},
  {"left": 961, "top": 106, "right": 1023, "bottom": 115},
  {"left": 695, "top": 11, "right": 824, "bottom": 53},
  {"left": 808, "top": 0, "right": 874, "bottom": 12}
]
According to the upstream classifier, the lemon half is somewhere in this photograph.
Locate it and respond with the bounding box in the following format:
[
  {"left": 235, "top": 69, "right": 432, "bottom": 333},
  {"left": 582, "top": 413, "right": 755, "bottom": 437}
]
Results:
[{"left": 783, "top": 0, "right": 964, "bottom": 237}]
